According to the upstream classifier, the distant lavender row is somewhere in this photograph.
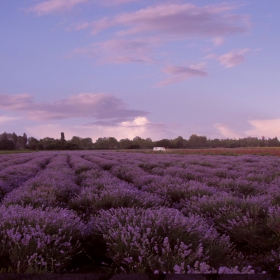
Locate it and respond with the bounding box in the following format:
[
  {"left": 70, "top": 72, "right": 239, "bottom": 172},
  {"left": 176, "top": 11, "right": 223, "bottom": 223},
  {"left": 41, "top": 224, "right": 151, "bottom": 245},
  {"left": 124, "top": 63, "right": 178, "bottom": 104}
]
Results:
[
  {"left": 0, "top": 153, "right": 41, "bottom": 170},
  {"left": 0, "top": 152, "right": 57, "bottom": 200},
  {"left": 3, "top": 154, "right": 79, "bottom": 208},
  {"left": 1, "top": 151, "right": 280, "bottom": 274}
]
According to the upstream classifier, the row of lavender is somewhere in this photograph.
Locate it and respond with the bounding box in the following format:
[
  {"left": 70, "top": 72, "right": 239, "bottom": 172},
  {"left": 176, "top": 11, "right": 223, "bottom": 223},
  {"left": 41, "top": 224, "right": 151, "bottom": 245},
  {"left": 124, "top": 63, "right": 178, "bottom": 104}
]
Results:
[{"left": 1, "top": 151, "right": 280, "bottom": 274}]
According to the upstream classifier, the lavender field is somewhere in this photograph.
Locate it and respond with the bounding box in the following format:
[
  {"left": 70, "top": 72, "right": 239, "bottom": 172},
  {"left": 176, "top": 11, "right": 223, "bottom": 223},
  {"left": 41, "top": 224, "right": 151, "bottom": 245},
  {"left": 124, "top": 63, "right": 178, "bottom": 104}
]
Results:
[{"left": 1, "top": 151, "right": 280, "bottom": 274}]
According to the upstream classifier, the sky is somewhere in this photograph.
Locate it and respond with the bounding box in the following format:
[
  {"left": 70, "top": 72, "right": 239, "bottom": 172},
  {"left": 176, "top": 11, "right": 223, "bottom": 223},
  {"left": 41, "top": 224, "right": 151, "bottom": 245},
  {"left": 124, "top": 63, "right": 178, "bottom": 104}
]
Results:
[{"left": 0, "top": 0, "right": 280, "bottom": 141}]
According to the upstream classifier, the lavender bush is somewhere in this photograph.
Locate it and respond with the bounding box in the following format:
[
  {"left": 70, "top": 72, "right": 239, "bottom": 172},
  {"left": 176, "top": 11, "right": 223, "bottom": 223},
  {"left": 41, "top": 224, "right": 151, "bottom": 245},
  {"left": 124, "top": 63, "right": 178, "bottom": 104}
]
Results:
[
  {"left": 1, "top": 151, "right": 280, "bottom": 274},
  {"left": 87, "top": 207, "right": 244, "bottom": 273},
  {"left": 70, "top": 183, "right": 167, "bottom": 216},
  {"left": 0, "top": 205, "right": 85, "bottom": 273}
]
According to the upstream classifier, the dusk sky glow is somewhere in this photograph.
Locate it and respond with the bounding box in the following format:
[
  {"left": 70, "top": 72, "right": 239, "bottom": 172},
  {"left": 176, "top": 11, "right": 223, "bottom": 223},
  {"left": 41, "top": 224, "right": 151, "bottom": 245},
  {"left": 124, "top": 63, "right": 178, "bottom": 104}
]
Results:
[{"left": 1, "top": 0, "right": 280, "bottom": 141}]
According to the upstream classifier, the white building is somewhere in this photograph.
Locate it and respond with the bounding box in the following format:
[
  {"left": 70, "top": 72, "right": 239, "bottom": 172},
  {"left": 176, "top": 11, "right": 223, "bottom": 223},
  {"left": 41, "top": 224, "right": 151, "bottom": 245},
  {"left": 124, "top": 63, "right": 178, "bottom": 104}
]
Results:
[{"left": 153, "top": 147, "right": 166, "bottom": 151}]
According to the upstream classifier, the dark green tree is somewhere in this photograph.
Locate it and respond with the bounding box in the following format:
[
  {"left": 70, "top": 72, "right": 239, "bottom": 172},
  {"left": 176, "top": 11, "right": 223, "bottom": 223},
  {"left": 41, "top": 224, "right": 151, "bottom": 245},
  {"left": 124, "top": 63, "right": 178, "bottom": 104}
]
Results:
[
  {"left": 12, "top": 132, "right": 18, "bottom": 146},
  {"left": 155, "top": 139, "right": 172, "bottom": 148},
  {"left": 80, "top": 138, "right": 93, "bottom": 149},
  {"left": 119, "top": 138, "right": 132, "bottom": 149},
  {"left": 23, "top": 133, "right": 27, "bottom": 148},
  {"left": 28, "top": 137, "right": 39, "bottom": 150},
  {"left": 0, "top": 139, "right": 15, "bottom": 150},
  {"left": 2, "top": 132, "right": 8, "bottom": 141},
  {"left": 61, "top": 132, "right": 65, "bottom": 142}
]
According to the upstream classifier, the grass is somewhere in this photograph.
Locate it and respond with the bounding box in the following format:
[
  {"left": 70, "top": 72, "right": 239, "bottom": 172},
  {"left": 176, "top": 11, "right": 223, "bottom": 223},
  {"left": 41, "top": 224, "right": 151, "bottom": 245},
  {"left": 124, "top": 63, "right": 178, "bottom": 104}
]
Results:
[
  {"left": 119, "top": 147, "right": 280, "bottom": 156},
  {"left": 0, "top": 150, "right": 38, "bottom": 155}
]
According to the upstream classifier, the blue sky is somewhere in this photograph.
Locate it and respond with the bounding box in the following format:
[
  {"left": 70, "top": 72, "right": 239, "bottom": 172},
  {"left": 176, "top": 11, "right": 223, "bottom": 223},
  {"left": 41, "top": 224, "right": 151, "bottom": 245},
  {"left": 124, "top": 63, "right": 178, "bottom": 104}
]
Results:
[{"left": 0, "top": 0, "right": 280, "bottom": 141}]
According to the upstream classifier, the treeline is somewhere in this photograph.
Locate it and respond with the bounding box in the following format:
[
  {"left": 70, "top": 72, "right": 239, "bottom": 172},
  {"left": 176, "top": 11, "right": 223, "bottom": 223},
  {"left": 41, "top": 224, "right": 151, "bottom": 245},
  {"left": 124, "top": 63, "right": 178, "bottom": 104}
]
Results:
[
  {"left": 0, "top": 132, "right": 92, "bottom": 150},
  {"left": 0, "top": 132, "right": 279, "bottom": 150}
]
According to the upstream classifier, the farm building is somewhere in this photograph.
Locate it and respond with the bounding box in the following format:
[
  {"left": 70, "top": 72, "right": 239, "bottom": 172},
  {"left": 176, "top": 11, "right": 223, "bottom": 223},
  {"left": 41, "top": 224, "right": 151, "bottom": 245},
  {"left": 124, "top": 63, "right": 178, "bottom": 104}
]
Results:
[{"left": 153, "top": 147, "right": 166, "bottom": 151}]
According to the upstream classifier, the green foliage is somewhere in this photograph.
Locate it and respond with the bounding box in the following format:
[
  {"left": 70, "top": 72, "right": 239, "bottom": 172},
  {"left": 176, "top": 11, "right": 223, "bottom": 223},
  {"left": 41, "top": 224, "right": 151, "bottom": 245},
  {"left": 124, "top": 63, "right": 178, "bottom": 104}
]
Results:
[
  {"left": 0, "top": 139, "right": 15, "bottom": 150},
  {"left": 1, "top": 130, "right": 280, "bottom": 151}
]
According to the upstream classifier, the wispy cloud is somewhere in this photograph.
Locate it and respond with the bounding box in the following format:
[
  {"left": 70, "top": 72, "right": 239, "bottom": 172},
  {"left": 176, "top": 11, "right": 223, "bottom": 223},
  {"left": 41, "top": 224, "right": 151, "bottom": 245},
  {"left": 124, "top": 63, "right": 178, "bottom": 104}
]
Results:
[
  {"left": 99, "top": 0, "right": 139, "bottom": 7},
  {"left": 246, "top": 119, "right": 280, "bottom": 138},
  {"left": 88, "top": 3, "right": 250, "bottom": 37},
  {"left": 212, "top": 37, "right": 225, "bottom": 46},
  {"left": 215, "top": 119, "right": 280, "bottom": 139},
  {"left": 0, "top": 93, "right": 147, "bottom": 122},
  {"left": 207, "top": 48, "right": 250, "bottom": 68},
  {"left": 0, "top": 115, "right": 19, "bottom": 124},
  {"left": 159, "top": 63, "right": 207, "bottom": 86},
  {"left": 68, "top": 3, "right": 250, "bottom": 67},
  {"left": 72, "top": 38, "right": 158, "bottom": 64},
  {"left": 27, "top": 0, "right": 140, "bottom": 16},
  {"left": 26, "top": 0, "right": 88, "bottom": 15},
  {"left": 214, "top": 123, "right": 245, "bottom": 139}
]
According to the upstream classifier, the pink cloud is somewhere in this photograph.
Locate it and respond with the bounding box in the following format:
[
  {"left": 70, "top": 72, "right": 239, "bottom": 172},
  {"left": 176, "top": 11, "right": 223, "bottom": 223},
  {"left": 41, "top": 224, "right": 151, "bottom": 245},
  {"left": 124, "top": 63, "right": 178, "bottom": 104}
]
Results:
[
  {"left": 27, "top": 0, "right": 140, "bottom": 16},
  {"left": 212, "top": 37, "right": 225, "bottom": 46},
  {"left": 246, "top": 119, "right": 280, "bottom": 138},
  {"left": 89, "top": 3, "right": 250, "bottom": 37},
  {"left": 215, "top": 119, "right": 280, "bottom": 139},
  {"left": 207, "top": 49, "right": 250, "bottom": 68},
  {"left": 0, "top": 115, "right": 19, "bottom": 124},
  {"left": 0, "top": 93, "right": 147, "bottom": 122},
  {"left": 214, "top": 123, "right": 245, "bottom": 139},
  {"left": 27, "top": 0, "right": 88, "bottom": 15},
  {"left": 26, "top": 116, "right": 173, "bottom": 141},
  {"left": 159, "top": 63, "right": 207, "bottom": 86},
  {"left": 99, "top": 0, "right": 139, "bottom": 6},
  {"left": 72, "top": 38, "right": 159, "bottom": 64},
  {"left": 74, "top": 22, "right": 90, "bottom": 30}
]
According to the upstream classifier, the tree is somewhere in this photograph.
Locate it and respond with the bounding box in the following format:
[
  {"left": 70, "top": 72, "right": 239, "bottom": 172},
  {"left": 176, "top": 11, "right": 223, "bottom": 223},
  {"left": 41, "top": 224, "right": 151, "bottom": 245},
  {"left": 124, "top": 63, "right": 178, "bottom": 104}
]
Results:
[
  {"left": 189, "top": 134, "right": 198, "bottom": 147},
  {"left": 69, "top": 136, "right": 82, "bottom": 147},
  {"left": 0, "top": 139, "right": 15, "bottom": 150},
  {"left": 143, "top": 138, "right": 153, "bottom": 148},
  {"left": 119, "top": 138, "right": 132, "bottom": 149},
  {"left": 2, "top": 132, "right": 8, "bottom": 141},
  {"left": 131, "top": 136, "right": 145, "bottom": 148},
  {"left": 268, "top": 137, "right": 279, "bottom": 147},
  {"left": 80, "top": 138, "right": 93, "bottom": 150},
  {"left": 28, "top": 137, "right": 39, "bottom": 150},
  {"left": 127, "top": 144, "right": 141, "bottom": 149},
  {"left": 64, "top": 142, "right": 80, "bottom": 150},
  {"left": 94, "top": 137, "right": 118, "bottom": 149},
  {"left": 173, "top": 136, "right": 186, "bottom": 148},
  {"left": 39, "top": 137, "right": 56, "bottom": 149},
  {"left": 12, "top": 132, "right": 18, "bottom": 146},
  {"left": 61, "top": 132, "right": 65, "bottom": 142},
  {"left": 16, "top": 136, "right": 25, "bottom": 149},
  {"left": 210, "top": 138, "right": 221, "bottom": 148},
  {"left": 23, "top": 133, "right": 27, "bottom": 148},
  {"left": 155, "top": 139, "right": 172, "bottom": 148},
  {"left": 189, "top": 134, "right": 207, "bottom": 147},
  {"left": 108, "top": 137, "right": 118, "bottom": 149},
  {"left": 69, "top": 136, "right": 93, "bottom": 149}
]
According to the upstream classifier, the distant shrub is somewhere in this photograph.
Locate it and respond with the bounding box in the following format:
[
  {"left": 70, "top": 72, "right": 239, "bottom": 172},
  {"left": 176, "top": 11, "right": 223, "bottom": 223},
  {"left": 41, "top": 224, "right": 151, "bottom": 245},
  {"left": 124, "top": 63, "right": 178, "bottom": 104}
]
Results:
[{"left": 126, "top": 144, "right": 141, "bottom": 149}]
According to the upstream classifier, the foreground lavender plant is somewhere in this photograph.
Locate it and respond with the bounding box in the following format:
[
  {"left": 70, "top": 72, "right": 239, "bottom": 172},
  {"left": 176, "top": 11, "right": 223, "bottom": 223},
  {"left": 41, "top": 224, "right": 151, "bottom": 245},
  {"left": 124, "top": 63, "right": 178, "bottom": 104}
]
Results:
[
  {"left": 0, "top": 205, "right": 85, "bottom": 273},
  {"left": 87, "top": 207, "right": 244, "bottom": 273}
]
